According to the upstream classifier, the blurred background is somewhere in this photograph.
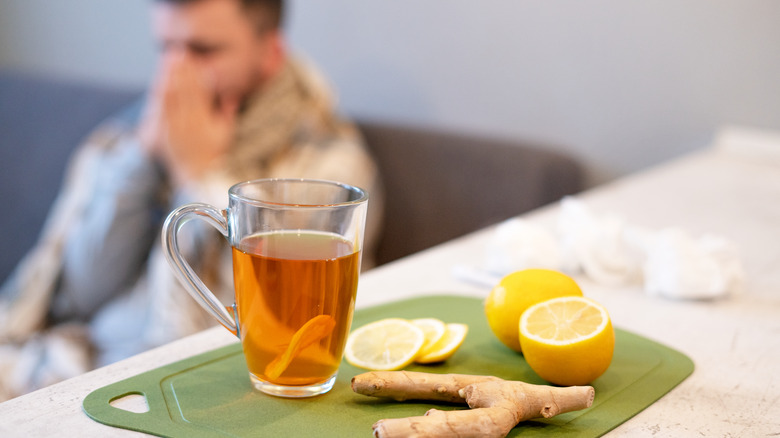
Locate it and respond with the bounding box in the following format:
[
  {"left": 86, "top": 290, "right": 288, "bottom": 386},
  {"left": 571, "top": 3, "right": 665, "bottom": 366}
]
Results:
[{"left": 1, "top": 0, "right": 779, "bottom": 185}]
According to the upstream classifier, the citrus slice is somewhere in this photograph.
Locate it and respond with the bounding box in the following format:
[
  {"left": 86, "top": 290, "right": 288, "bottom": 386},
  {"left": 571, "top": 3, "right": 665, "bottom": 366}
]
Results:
[
  {"left": 409, "top": 318, "right": 447, "bottom": 357},
  {"left": 415, "top": 323, "right": 469, "bottom": 364},
  {"left": 345, "top": 318, "right": 425, "bottom": 371},
  {"left": 264, "top": 315, "right": 336, "bottom": 380},
  {"left": 519, "top": 296, "right": 615, "bottom": 386}
]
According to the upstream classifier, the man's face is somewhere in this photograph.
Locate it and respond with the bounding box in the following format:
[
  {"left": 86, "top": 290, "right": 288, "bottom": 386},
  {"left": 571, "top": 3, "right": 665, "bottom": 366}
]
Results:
[{"left": 151, "top": 0, "right": 276, "bottom": 103}]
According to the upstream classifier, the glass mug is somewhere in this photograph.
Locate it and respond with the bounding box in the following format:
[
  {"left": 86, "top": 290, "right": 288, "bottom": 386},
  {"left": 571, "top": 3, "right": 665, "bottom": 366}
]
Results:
[{"left": 161, "top": 179, "right": 368, "bottom": 398}]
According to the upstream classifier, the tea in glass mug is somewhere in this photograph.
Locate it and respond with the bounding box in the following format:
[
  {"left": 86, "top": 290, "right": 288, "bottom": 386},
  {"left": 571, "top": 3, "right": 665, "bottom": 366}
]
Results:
[{"left": 162, "top": 179, "right": 368, "bottom": 398}]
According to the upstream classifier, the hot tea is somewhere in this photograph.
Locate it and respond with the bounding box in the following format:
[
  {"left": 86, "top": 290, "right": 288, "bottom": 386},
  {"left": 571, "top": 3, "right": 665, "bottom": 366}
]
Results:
[
  {"left": 163, "top": 178, "right": 368, "bottom": 397},
  {"left": 232, "top": 231, "right": 360, "bottom": 388}
]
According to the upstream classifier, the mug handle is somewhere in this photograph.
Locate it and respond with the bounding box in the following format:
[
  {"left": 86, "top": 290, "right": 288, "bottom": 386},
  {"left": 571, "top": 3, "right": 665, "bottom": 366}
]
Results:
[{"left": 161, "top": 203, "right": 238, "bottom": 335}]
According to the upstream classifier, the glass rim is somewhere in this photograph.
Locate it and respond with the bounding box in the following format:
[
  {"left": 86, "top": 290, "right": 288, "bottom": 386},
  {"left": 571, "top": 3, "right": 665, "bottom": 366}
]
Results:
[{"left": 228, "top": 178, "right": 368, "bottom": 208}]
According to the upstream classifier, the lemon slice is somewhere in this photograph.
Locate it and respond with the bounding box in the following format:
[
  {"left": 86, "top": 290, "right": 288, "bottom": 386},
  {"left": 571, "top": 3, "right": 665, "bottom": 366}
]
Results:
[
  {"left": 409, "top": 318, "right": 447, "bottom": 357},
  {"left": 415, "top": 323, "right": 469, "bottom": 364},
  {"left": 265, "top": 315, "right": 336, "bottom": 380},
  {"left": 345, "top": 318, "right": 425, "bottom": 371},
  {"left": 519, "top": 296, "right": 615, "bottom": 386}
]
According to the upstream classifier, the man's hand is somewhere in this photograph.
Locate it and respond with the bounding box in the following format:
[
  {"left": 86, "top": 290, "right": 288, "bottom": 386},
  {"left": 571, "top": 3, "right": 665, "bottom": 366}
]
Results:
[{"left": 139, "top": 52, "right": 239, "bottom": 186}]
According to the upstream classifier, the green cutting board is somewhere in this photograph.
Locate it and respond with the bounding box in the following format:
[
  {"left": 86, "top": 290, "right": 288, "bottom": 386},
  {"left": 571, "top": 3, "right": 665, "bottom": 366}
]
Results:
[{"left": 83, "top": 295, "right": 693, "bottom": 437}]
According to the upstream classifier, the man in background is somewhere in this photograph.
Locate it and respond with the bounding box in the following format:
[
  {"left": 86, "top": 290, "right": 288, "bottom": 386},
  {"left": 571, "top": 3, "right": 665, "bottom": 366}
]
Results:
[{"left": 0, "top": 0, "right": 381, "bottom": 400}]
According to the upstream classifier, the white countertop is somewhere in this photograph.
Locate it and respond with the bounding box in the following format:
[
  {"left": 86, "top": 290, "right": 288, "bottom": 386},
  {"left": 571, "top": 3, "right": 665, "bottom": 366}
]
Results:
[{"left": 1, "top": 145, "right": 779, "bottom": 437}]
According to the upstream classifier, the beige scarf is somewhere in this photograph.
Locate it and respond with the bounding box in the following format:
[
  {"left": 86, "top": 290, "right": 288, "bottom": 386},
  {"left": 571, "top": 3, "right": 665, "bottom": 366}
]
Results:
[{"left": 0, "top": 57, "right": 380, "bottom": 401}]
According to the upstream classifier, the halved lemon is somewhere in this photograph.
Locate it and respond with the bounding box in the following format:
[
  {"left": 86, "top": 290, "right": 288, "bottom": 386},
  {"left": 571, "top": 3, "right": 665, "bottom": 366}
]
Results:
[
  {"left": 519, "top": 296, "right": 615, "bottom": 386},
  {"left": 410, "top": 318, "right": 447, "bottom": 357},
  {"left": 344, "top": 318, "right": 425, "bottom": 371},
  {"left": 415, "top": 323, "right": 469, "bottom": 364}
]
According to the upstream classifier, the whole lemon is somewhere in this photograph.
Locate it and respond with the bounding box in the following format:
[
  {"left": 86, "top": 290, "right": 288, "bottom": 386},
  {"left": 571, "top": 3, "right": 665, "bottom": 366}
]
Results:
[{"left": 484, "top": 269, "right": 583, "bottom": 352}]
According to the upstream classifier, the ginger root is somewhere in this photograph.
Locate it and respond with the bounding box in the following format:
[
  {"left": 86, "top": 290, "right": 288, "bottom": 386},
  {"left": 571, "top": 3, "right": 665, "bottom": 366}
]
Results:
[{"left": 352, "top": 371, "right": 595, "bottom": 438}]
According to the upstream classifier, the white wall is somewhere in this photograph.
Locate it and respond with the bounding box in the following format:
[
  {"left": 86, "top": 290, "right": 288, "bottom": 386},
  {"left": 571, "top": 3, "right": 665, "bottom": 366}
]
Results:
[
  {"left": 0, "top": 0, "right": 156, "bottom": 86},
  {"left": 2, "top": 0, "right": 779, "bottom": 183}
]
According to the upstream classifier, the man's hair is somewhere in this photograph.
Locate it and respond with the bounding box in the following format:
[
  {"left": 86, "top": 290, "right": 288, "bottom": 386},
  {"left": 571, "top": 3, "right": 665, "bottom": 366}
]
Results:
[{"left": 156, "top": 0, "right": 284, "bottom": 32}]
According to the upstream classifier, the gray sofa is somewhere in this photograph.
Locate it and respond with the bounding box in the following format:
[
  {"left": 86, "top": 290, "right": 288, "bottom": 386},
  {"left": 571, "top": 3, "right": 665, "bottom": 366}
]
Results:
[{"left": 0, "top": 70, "right": 583, "bottom": 283}]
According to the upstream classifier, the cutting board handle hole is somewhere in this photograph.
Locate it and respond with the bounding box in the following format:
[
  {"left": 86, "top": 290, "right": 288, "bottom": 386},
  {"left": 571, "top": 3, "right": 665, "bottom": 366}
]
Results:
[{"left": 109, "top": 392, "right": 150, "bottom": 414}]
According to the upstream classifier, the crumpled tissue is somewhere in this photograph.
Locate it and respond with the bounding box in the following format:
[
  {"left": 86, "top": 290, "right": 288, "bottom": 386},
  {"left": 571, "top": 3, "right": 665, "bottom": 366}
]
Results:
[
  {"left": 483, "top": 219, "right": 561, "bottom": 275},
  {"left": 643, "top": 228, "right": 744, "bottom": 299},
  {"left": 557, "top": 198, "right": 649, "bottom": 287},
  {"left": 481, "top": 197, "right": 744, "bottom": 299}
]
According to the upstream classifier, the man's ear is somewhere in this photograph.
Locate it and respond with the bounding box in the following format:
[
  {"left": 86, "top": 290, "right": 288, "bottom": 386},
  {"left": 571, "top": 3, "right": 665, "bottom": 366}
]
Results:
[{"left": 257, "top": 30, "right": 286, "bottom": 81}]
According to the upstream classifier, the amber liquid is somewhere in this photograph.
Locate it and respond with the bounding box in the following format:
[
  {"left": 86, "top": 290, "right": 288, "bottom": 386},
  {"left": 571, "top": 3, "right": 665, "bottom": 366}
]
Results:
[{"left": 232, "top": 231, "right": 359, "bottom": 387}]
